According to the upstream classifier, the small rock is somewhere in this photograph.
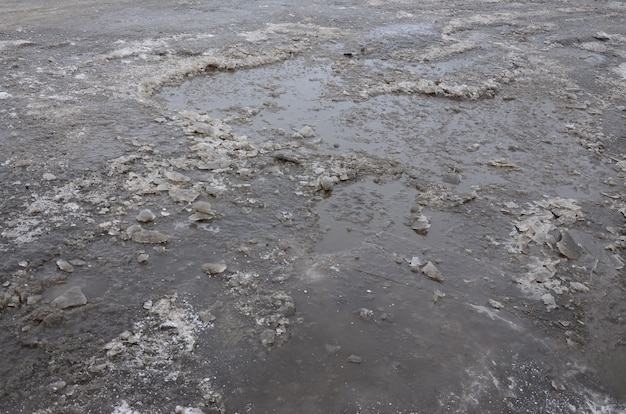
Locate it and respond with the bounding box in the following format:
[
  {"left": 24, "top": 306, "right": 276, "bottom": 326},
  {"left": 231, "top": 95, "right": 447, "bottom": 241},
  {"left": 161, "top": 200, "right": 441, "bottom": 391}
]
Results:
[
  {"left": 411, "top": 215, "right": 431, "bottom": 235},
  {"left": 193, "top": 200, "right": 214, "bottom": 215},
  {"left": 319, "top": 176, "right": 338, "bottom": 192},
  {"left": 56, "top": 259, "right": 74, "bottom": 273},
  {"left": 137, "top": 253, "right": 149, "bottom": 264},
  {"left": 541, "top": 293, "right": 557, "bottom": 311},
  {"left": 409, "top": 256, "right": 422, "bottom": 272},
  {"left": 18, "top": 261, "right": 28, "bottom": 268},
  {"left": 297, "top": 125, "right": 315, "bottom": 138},
  {"left": 347, "top": 355, "right": 362, "bottom": 364},
  {"left": 593, "top": 32, "right": 610, "bottom": 41},
  {"left": 358, "top": 308, "right": 373, "bottom": 320},
  {"left": 131, "top": 229, "right": 169, "bottom": 244},
  {"left": 51, "top": 286, "right": 87, "bottom": 309},
  {"left": 202, "top": 261, "right": 227, "bottom": 275},
  {"left": 422, "top": 261, "right": 443, "bottom": 282},
  {"left": 432, "top": 290, "right": 445, "bottom": 303},
  {"left": 556, "top": 230, "right": 583, "bottom": 260},
  {"left": 488, "top": 299, "right": 504, "bottom": 310},
  {"left": 136, "top": 209, "right": 156, "bottom": 223},
  {"left": 0, "top": 91, "right": 12, "bottom": 100},
  {"left": 43, "top": 173, "right": 57, "bottom": 181},
  {"left": 189, "top": 212, "right": 215, "bottom": 222},
  {"left": 126, "top": 224, "right": 142, "bottom": 236},
  {"left": 325, "top": 344, "right": 342, "bottom": 354},
  {"left": 569, "top": 282, "right": 589, "bottom": 293}
]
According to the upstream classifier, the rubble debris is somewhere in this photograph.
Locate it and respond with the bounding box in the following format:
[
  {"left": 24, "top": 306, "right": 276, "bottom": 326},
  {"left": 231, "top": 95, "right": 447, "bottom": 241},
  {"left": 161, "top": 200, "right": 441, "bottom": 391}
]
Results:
[
  {"left": 56, "top": 259, "right": 74, "bottom": 273},
  {"left": 51, "top": 286, "right": 87, "bottom": 309},
  {"left": 422, "top": 261, "right": 443, "bottom": 282},
  {"left": 136, "top": 208, "right": 157, "bottom": 223}
]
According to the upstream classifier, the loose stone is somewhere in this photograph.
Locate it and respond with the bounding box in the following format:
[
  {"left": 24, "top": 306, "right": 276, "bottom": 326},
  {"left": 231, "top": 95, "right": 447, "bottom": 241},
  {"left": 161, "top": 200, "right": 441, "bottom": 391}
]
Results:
[
  {"left": 136, "top": 209, "right": 157, "bottom": 223},
  {"left": 569, "top": 282, "right": 589, "bottom": 292},
  {"left": 556, "top": 230, "right": 583, "bottom": 260},
  {"left": 347, "top": 355, "right": 362, "bottom": 364},
  {"left": 297, "top": 125, "right": 315, "bottom": 138},
  {"left": 193, "top": 200, "right": 214, "bottom": 215},
  {"left": 51, "top": 286, "right": 87, "bottom": 309},
  {"left": 422, "top": 261, "right": 443, "bottom": 282},
  {"left": 202, "top": 261, "right": 227, "bottom": 275},
  {"left": 541, "top": 293, "right": 557, "bottom": 311},
  {"left": 56, "top": 259, "right": 74, "bottom": 273},
  {"left": 358, "top": 308, "right": 373, "bottom": 320},
  {"left": 319, "top": 176, "right": 338, "bottom": 192}
]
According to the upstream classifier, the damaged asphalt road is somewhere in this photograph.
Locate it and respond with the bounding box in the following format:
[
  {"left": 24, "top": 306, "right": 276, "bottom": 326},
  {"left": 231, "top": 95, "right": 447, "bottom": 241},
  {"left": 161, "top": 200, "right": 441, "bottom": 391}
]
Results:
[{"left": 1, "top": 0, "right": 625, "bottom": 413}]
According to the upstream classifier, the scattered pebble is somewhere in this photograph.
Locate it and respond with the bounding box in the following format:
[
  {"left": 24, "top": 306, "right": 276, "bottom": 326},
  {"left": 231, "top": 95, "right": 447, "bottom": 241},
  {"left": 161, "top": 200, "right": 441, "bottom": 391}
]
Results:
[
  {"left": 193, "top": 200, "right": 214, "bottom": 215},
  {"left": 137, "top": 253, "right": 150, "bottom": 264},
  {"left": 56, "top": 259, "right": 74, "bottom": 273},
  {"left": 42, "top": 172, "right": 57, "bottom": 181},
  {"left": 202, "top": 261, "right": 227, "bottom": 275},
  {"left": 432, "top": 290, "right": 445, "bottom": 303},
  {"left": 488, "top": 299, "right": 504, "bottom": 310},
  {"left": 541, "top": 293, "right": 557, "bottom": 311},
  {"left": 136, "top": 209, "right": 157, "bottom": 223},
  {"left": 421, "top": 261, "right": 443, "bottom": 282},
  {"left": 319, "top": 176, "right": 339, "bottom": 192},
  {"left": 297, "top": 125, "right": 315, "bottom": 138},
  {"left": 411, "top": 214, "right": 431, "bottom": 235},
  {"left": 569, "top": 282, "right": 589, "bottom": 293},
  {"left": 51, "top": 286, "right": 87, "bottom": 309},
  {"left": 347, "top": 355, "right": 362, "bottom": 364},
  {"left": 556, "top": 230, "right": 583, "bottom": 260},
  {"left": 358, "top": 308, "right": 373, "bottom": 320}
]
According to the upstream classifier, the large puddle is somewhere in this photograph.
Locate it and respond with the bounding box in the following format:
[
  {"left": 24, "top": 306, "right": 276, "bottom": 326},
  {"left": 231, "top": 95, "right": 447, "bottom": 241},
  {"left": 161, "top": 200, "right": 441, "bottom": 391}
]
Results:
[{"left": 152, "top": 56, "right": 626, "bottom": 412}]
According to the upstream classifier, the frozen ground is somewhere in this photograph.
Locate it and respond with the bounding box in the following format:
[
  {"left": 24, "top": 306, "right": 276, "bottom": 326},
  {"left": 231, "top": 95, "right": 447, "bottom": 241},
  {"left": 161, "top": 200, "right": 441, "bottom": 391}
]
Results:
[{"left": 1, "top": 0, "right": 625, "bottom": 413}]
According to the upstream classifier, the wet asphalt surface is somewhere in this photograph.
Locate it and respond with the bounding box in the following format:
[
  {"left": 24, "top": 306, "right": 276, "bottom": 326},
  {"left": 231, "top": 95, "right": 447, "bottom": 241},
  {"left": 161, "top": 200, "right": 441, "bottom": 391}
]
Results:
[{"left": 1, "top": 1, "right": 626, "bottom": 413}]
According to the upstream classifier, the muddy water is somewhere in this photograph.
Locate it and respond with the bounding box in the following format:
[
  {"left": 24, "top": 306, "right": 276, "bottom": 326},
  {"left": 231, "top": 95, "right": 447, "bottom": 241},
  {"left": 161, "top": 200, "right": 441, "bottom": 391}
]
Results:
[
  {"left": 1, "top": 0, "right": 626, "bottom": 413},
  {"left": 154, "top": 51, "right": 625, "bottom": 412}
]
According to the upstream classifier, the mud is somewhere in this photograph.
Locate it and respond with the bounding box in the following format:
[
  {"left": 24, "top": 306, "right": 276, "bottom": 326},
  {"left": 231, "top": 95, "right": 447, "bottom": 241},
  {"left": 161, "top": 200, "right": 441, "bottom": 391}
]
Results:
[{"left": 1, "top": 0, "right": 626, "bottom": 413}]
